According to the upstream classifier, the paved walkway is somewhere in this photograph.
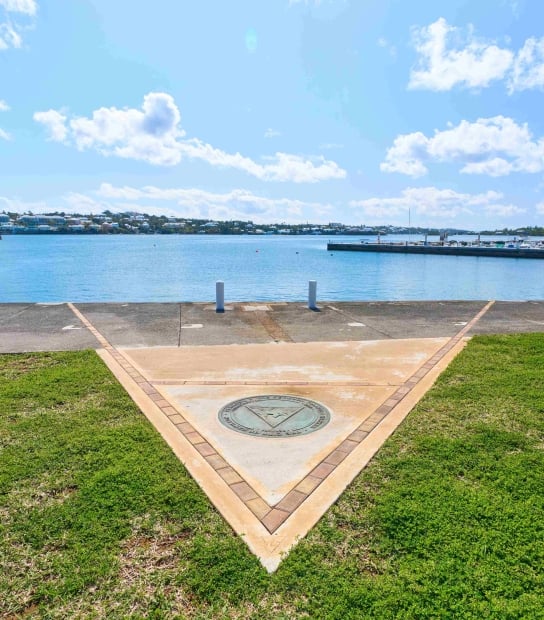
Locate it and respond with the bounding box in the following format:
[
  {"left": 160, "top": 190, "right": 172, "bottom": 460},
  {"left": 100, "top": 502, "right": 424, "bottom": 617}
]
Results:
[
  {"left": 2, "top": 300, "right": 542, "bottom": 570},
  {"left": 1, "top": 300, "right": 544, "bottom": 352}
]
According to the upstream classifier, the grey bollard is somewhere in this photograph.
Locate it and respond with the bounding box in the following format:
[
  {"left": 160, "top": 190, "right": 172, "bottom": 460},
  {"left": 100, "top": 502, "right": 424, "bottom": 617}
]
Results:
[
  {"left": 216, "top": 281, "right": 224, "bottom": 312},
  {"left": 308, "top": 280, "right": 317, "bottom": 310}
]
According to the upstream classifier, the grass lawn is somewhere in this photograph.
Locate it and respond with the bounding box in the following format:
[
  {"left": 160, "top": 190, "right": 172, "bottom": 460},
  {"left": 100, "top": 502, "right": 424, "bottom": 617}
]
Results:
[{"left": 1, "top": 335, "right": 543, "bottom": 619}]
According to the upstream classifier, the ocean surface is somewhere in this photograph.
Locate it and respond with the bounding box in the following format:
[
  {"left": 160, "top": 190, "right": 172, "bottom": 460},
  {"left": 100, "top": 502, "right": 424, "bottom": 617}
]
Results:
[{"left": 1, "top": 234, "right": 543, "bottom": 302}]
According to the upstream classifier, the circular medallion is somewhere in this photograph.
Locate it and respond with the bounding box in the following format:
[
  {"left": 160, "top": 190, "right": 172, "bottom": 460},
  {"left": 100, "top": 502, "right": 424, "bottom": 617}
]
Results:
[{"left": 218, "top": 394, "right": 331, "bottom": 438}]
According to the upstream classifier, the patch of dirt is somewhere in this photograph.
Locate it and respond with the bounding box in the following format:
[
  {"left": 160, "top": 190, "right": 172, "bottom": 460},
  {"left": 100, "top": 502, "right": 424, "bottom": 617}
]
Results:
[{"left": 6, "top": 472, "right": 78, "bottom": 512}]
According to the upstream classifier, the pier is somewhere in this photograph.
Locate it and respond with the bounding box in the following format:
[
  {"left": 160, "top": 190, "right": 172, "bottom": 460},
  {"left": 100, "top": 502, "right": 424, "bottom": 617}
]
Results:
[{"left": 327, "top": 242, "right": 544, "bottom": 259}]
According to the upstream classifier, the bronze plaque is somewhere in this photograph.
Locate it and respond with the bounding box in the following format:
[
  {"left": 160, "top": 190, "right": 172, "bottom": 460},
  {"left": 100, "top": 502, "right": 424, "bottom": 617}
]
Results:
[{"left": 218, "top": 395, "right": 330, "bottom": 438}]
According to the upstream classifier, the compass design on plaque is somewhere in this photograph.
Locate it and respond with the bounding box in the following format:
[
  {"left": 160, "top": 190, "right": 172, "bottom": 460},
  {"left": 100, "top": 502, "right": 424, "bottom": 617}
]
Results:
[{"left": 218, "top": 395, "right": 331, "bottom": 438}]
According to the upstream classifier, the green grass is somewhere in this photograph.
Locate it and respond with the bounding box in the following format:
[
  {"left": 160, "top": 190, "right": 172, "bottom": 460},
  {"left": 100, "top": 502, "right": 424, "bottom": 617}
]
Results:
[{"left": 1, "top": 336, "right": 543, "bottom": 619}]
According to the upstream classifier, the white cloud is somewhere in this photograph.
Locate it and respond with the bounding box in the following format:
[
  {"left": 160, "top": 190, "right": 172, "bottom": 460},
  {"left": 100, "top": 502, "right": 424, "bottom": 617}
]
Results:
[
  {"left": 0, "top": 184, "right": 530, "bottom": 225},
  {"left": 62, "top": 192, "right": 113, "bottom": 215},
  {"left": 97, "top": 183, "right": 333, "bottom": 223},
  {"left": 264, "top": 128, "right": 281, "bottom": 138},
  {"left": 0, "top": 0, "right": 36, "bottom": 50},
  {"left": 0, "top": 0, "right": 37, "bottom": 15},
  {"left": 460, "top": 158, "right": 514, "bottom": 177},
  {"left": 381, "top": 131, "right": 429, "bottom": 177},
  {"left": 409, "top": 17, "right": 544, "bottom": 93},
  {"left": 33, "top": 109, "right": 68, "bottom": 142},
  {"left": 0, "top": 195, "right": 48, "bottom": 214},
  {"left": 319, "top": 142, "right": 343, "bottom": 150},
  {"left": 116, "top": 202, "right": 184, "bottom": 218},
  {"left": 55, "top": 192, "right": 180, "bottom": 218},
  {"left": 509, "top": 37, "right": 544, "bottom": 92},
  {"left": 350, "top": 187, "right": 522, "bottom": 222},
  {"left": 504, "top": 0, "right": 520, "bottom": 19},
  {"left": 34, "top": 92, "right": 346, "bottom": 183},
  {"left": 0, "top": 99, "right": 9, "bottom": 139},
  {"left": 0, "top": 22, "right": 21, "bottom": 49},
  {"left": 409, "top": 18, "right": 513, "bottom": 91},
  {"left": 97, "top": 184, "right": 142, "bottom": 201},
  {"left": 67, "top": 92, "right": 184, "bottom": 166},
  {"left": 377, "top": 37, "right": 396, "bottom": 58},
  {"left": 484, "top": 204, "right": 526, "bottom": 217},
  {"left": 381, "top": 116, "right": 544, "bottom": 178}
]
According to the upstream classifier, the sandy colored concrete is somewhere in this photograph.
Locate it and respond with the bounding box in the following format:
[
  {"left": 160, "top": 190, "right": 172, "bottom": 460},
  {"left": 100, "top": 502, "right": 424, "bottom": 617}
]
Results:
[
  {"left": 121, "top": 338, "right": 449, "bottom": 504},
  {"left": 155, "top": 384, "right": 395, "bottom": 504},
  {"left": 122, "top": 338, "right": 449, "bottom": 385},
  {"left": 98, "top": 333, "right": 470, "bottom": 572}
]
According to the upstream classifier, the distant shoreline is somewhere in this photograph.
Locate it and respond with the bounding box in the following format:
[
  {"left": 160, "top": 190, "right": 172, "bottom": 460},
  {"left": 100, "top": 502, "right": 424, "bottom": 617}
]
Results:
[{"left": 1, "top": 230, "right": 539, "bottom": 237}]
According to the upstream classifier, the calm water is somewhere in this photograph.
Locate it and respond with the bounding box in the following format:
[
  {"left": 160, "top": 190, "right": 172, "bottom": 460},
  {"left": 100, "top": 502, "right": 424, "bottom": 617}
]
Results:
[{"left": 1, "top": 234, "right": 543, "bottom": 302}]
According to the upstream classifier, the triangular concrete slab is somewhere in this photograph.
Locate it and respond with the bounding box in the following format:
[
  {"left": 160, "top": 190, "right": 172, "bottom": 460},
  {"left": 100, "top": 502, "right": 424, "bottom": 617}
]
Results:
[
  {"left": 94, "top": 336, "right": 473, "bottom": 572},
  {"left": 120, "top": 340, "right": 449, "bottom": 504},
  {"left": 69, "top": 300, "right": 494, "bottom": 572}
]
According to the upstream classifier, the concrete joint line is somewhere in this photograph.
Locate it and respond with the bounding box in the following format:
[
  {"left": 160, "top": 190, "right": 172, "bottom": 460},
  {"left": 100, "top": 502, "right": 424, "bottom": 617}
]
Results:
[
  {"left": 326, "top": 305, "right": 393, "bottom": 339},
  {"left": 177, "top": 303, "right": 183, "bottom": 347},
  {"left": 150, "top": 380, "right": 400, "bottom": 387},
  {"left": 235, "top": 305, "right": 293, "bottom": 343},
  {"left": 255, "top": 311, "right": 293, "bottom": 343},
  {"left": 0, "top": 303, "right": 35, "bottom": 325}
]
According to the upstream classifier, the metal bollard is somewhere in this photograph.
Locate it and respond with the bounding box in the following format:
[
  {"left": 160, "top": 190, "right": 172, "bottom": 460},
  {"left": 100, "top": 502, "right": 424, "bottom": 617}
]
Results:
[
  {"left": 308, "top": 280, "right": 317, "bottom": 310},
  {"left": 216, "top": 281, "right": 224, "bottom": 313}
]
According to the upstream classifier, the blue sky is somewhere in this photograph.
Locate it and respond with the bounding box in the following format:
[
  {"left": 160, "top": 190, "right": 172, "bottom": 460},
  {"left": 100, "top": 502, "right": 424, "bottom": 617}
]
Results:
[{"left": 2, "top": 0, "right": 544, "bottom": 229}]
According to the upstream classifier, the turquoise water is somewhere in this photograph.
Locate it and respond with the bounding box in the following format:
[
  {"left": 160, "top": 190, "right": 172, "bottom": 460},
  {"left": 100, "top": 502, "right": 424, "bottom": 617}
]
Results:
[{"left": 1, "top": 234, "right": 543, "bottom": 302}]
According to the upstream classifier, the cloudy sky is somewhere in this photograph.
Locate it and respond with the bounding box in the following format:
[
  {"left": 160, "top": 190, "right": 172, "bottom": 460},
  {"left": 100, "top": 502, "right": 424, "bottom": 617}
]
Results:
[{"left": 2, "top": 0, "right": 544, "bottom": 228}]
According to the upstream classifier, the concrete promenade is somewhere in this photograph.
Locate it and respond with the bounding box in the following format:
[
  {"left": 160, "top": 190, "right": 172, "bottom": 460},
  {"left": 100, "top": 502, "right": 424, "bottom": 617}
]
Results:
[{"left": 1, "top": 300, "right": 544, "bottom": 352}]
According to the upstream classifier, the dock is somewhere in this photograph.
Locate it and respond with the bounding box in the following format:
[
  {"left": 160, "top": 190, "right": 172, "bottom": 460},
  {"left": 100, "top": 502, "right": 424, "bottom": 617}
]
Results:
[{"left": 327, "top": 242, "right": 544, "bottom": 259}]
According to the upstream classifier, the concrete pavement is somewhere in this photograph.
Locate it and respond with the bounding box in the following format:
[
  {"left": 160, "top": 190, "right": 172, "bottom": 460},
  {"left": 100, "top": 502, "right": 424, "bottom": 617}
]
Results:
[{"left": 1, "top": 300, "right": 544, "bottom": 352}]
